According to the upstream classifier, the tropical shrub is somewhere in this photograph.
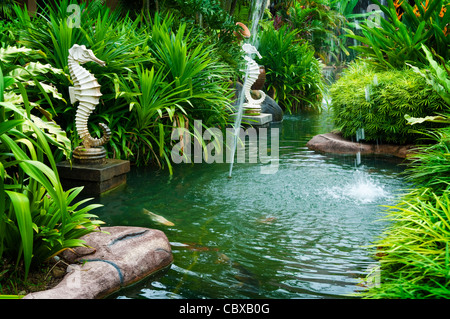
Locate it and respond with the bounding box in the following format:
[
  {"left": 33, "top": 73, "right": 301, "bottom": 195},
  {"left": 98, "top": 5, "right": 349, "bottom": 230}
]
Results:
[
  {"left": 11, "top": 1, "right": 234, "bottom": 170},
  {"left": 408, "top": 44, "right": 450, "bottom": 105},
  {"left": 0, "top": 0, "right": 16, "bottom": 20},
  {"left": 0, "top": 20, "right": 16, "bottom": 47},
  {"left": 330, "top": 60, "right": 447, "bottom": 144},
  {"left": 114, "top": 14, "right": 234, "bottom": 170},
  {"left": 365, "top": 110, "right": 450, "bottom": 298},
  {"left": 283, "top": 0, "right": 346, "bottom": 64},
  {"left": 172, "top": 0, "right": 233, "bottom": 29},
  {"left": 147, "top": 14, "right": 234, "bottom": 124},
  {"left": 330, "top": 0, "right": 380, "bottom": 64},
  {"left": 0, "top": 57, "right": 103, "bottom": 280},
  {"left": 256, "top": 24, "right": 325, "bottom": 113},
  {"left": 346, "top": 0, "right": 450, "bottom": 70},
  {"left": 269, "top": 0, "right": 374, "bottom": 65},
  {"left": 403, "top": 126, "right": 450, "bottom": 193},
  {"left": 11, "top": 0, "right": 151, "bottom": 161}
]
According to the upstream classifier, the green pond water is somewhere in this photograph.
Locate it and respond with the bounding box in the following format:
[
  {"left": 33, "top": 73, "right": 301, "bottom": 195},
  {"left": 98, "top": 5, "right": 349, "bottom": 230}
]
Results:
[{"left": 91, "top": 110, "right": 407, "bottom": 299}]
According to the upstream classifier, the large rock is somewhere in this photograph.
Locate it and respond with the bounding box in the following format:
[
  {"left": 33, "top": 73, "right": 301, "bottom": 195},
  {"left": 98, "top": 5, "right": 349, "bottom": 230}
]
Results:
[
  {"left": 306, "top": 132, "right": 413, "bottom": 158},
  {"left": 24, "top": 226, "right": 173, "bottom": 299},
  {"left": 233, "top": 82, "right": 283, "bottom": 123},
  {"left": 260, "top": 95, "right": 283, "bottom": 122}
]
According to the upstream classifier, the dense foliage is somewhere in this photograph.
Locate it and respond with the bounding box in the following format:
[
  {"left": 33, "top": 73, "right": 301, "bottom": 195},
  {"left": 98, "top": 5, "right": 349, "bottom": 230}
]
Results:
[
  {"left": 364, "top": 187, "right": 450, "bottom": 298},
  {"left": 346, "top": 0, "right": 449, "bottom": 69},
  {"left": 362, "top": 44, "right": 450, "bottom": 298},
  {"left": 257, "top": 25, "right": 324, "bottom": 113},
  {"left": 3, "top": 0, "right": 449, "bottom": 300},
  {"left": 330, "top": 59, "right": 447, "bottom": 144},
  {"left": 8, "top": 0, "right": 237, "bottom": 171},
  {"left": 0, "top": 46, "right": 103, "bottom": 282},
  {"left": 0, "top": 0, "right": 241, "bottom": 286}
]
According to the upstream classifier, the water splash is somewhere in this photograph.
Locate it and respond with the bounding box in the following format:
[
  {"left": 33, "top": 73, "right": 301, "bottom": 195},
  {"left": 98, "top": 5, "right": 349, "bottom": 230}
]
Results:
[
  {"left": 329, "top": 169, "right": 388, "bottom": 204},
  {"left": 346, "top": 170, "right": 388, "bottom": 203}
]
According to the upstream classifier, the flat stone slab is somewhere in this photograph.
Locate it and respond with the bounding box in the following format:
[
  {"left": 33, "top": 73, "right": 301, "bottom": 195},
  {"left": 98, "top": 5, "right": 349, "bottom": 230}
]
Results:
[
  {"left": 231, "top": 113, "right": 273, "bottom": 127},
  {"left": 57, "top": 159, "right": 130, "bottom": 195},
  {"left": 57, "top": 159, "right": 130, "bottom": 182},
  {"left": 306, "top": 132, "right": 413, "bottom": 158},
  {"left": 23, "top": 226, "right": 173, "bottom": 299}
]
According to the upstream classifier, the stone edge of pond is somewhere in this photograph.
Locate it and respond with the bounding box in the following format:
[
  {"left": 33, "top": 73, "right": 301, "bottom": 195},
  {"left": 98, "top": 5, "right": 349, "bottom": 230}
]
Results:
[
  {"left": 23, "top": 226, "right": 173, "bottom": 299},
  {"left": 306, "top": 132, "right": 414, "bottom": 158}
]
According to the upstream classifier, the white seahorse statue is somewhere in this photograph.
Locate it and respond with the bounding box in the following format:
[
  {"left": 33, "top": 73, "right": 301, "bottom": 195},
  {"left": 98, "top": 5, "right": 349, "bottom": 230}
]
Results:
[
  {"left": 68, "top": 44, "right": 111, "bottom": 149},
  {"left": 241, "top": 43, "right": 266, "bottom": 113}
]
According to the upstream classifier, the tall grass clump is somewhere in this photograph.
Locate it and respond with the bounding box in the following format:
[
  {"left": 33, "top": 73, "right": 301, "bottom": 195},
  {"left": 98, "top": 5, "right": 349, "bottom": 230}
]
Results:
[{"left": 363, "top": 187, "right": 450, "bottom": 298}]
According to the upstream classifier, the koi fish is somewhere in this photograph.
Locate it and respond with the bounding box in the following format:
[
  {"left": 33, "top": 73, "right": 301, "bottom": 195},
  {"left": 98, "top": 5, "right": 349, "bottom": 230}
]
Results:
[
  {"left": 142, "top": 208, "right": 175, "bottom": 226},
  {"left": 256, "top": 216, "right": 277, "bottom": 224}
]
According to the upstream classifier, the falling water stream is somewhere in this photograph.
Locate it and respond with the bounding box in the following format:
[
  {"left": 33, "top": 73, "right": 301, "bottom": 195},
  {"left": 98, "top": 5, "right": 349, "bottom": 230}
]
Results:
[
  {"left": 228, "top": 0, "right": 268, "bottom": 178},
  {"left": 91, "top": 110, "right": 407, "bottom": 299}
]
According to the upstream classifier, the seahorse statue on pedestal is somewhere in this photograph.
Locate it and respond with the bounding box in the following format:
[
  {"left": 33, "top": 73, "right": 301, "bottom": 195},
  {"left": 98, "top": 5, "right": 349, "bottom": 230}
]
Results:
[
  {"left": 68, "top": 44, "right": 111, "bottom": 163},
  {"left": 241, "top": 43, "right": 266, "bottom": 114}
]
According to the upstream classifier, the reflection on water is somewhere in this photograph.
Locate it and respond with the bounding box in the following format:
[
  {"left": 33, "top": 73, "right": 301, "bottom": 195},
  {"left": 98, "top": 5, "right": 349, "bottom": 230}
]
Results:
[{"left": 93, "top": 110, "right": 407, "bottom": 299}]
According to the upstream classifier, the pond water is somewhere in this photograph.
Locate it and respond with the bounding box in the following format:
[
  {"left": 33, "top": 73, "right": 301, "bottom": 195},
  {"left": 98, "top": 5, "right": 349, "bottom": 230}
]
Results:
[{"left": 91, "top": 110, "right": 407, "bottom": 299}]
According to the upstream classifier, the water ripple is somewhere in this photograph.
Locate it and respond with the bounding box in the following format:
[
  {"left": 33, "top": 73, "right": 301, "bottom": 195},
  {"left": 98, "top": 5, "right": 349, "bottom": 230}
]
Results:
[{"left": 96, "top": 111, "right": 407, "bottom": 299}]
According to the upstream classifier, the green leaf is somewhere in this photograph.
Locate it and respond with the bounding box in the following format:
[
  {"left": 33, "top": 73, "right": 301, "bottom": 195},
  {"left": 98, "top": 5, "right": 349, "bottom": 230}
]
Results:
[
  {"left": 0, "top": 119, "right": 25, "bottom": 135},
  {"left": 5, "top": 191, "right": 33, "bottom": 279},
  {"left": 0, "top": 46, "right": 44, "bottom": 64},
  {"left": 405, "top": 114, "right": 449, "bottom": 125},
  {"left": 30, "top": 115, "right": 72, "bottom": 159}
]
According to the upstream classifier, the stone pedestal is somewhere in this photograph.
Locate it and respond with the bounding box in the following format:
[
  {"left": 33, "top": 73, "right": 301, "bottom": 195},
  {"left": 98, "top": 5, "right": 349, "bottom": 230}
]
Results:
[
  {"left": 57, "top": 159, "right": 130, "bottom": 196},
  {"left": 231, "top": 113, "right": 273, "bottom": 128}
]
